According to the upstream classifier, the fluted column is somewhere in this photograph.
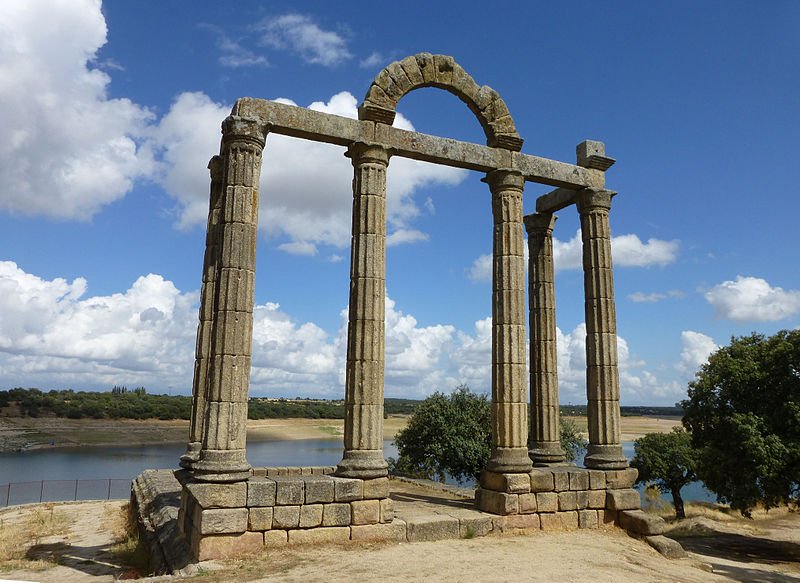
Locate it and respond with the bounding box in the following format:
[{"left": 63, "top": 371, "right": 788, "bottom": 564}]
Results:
[
  {"left": 485, "top": 170, "right": 532, "bottom": 473},
  {"left": 180, "top": 155, "right": 225, "bottom": 470},
  {"left": 193, "top": 116, "right": 266, "bottom": 482},
  {"left": 336, "top": 142, "right": 390, "bottom": 479},
  {"left": 524, "top": 212, "right": 566, "bottom": 465},
  {"left": 576, "top": 188, "right": 627, "bottom": 470}
]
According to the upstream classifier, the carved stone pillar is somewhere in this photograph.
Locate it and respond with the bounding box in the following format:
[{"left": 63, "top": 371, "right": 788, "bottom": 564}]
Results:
[
  {"left": 576, "top": 188, "right": 627, "bottom": 470},
  {"left": 193, "top": 116, "right": 266, "bottom": 482},
  {"left": 180, "top": 155, "right": 224, "bottom": 470},
  {"left": 485, "top": 169, "right": 532, "bottom": 473},
  {"left": 336, "top": 142, "right": 390, "bottom": 479},
  {"left": 524, "top": 212, "right": 566, "bottom": 465}
]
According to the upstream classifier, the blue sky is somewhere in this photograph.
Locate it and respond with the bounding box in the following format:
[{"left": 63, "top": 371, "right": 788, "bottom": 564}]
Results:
[{"left": 1, "top": 0, "right": 798, "bottom": 405}]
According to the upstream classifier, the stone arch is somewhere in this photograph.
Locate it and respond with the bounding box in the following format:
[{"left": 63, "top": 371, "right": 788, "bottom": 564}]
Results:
[{"left": 359, "top": 53, "right": 523, "bottom": 151}]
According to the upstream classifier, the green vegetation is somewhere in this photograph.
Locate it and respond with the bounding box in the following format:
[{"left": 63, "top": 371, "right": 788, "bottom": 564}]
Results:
[
  {"left": 631, "top": 428, "right": 698, "bottom": 519},
  {"left": 560, "top": 416, "right": 588, "bottom": 463},
  {"left": 682, "top": 330, "right": 800, "bottom": 516}
]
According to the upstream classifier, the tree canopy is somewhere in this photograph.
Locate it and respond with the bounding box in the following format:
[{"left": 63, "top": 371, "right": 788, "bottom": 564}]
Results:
[
  {"left": 631, "top": 427, "right": 698, "bottom": 518},
  {"left": 682, "top": 330, "right": 800, "bottom": 515}
]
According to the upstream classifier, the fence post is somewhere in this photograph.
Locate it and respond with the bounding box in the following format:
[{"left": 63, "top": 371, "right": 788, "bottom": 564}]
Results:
[
  {"left": 39, "top": 480, "right": 44, "bottom": 503},
  {"left": 5, "top": 484, "right": 9, "bottom": 507},
  {"left": 107, "top": 479, "right": 112, "bottom": 500},
  {"left": 73, "top": 480, "right": 78, "bottom": 501}
]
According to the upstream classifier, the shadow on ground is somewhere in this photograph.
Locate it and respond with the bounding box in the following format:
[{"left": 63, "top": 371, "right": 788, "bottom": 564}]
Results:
[{"left": 26, "top": 541, "right": 139, "bottom": 580}]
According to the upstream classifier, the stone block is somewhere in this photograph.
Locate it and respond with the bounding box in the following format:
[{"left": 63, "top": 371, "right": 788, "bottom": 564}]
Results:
[
  {"left": 598, "top": 509, "right": 617, "bottom": 527},
  {"left": 323, "top": 503, "right": 352, "bottom": 527},
  {"left": 478, "top": 489, "right": 518, "bottom": 515},
  {"left": 194, "top": 531, "right": 264, "bottom": 561},
  {"left": 274, "top": 477, "right": 304, "bottom": 505},
  {"left": 272, "top": 505, "right": 300, "bottom": 529},
  {"left": 288, "top": 526, "right": 350, "bottom": 545},
  {"left": 406, "top": 515, "right": 460, "bottom": 542},
  {"left": 266, "top": 467, "right": 286, "bottom": 477},
  {"left": 529, "top": 469, "right": 555, "bottom": 492},
  {"left": 536, "top": 491, "right": 558, "bottom": 513},
  {"left": 551, "top": 468, "right": 570, "bottom": 492},
  {"left": 263, "top": 529, "right": 288, "bottom": 546},
  {"left": 492, "top": 514, "right": 540, "bottom": 532},
  {"left": 618, "top": 510, "right": 666, "bottom": 535},
  {"left": 605, "top": 468, "right": 638, "bottom": 489},
  {"left": 518, "top": 493, "right": 538, "bottom": 514},
  {"left": 569, "top": 470, "right": 590, "bottom": 491},
  {"left": 287, "top": 467, "right": 302, "bottom": 477},
  {"left": 247, "top": 477, "right": 276, "bottom": 507},
  {"left": 248, "top": 507, "right": 273, "bottom": 531},
  {"left": 538, "top": 513, "right": 561, "bottom": 531},
  {"left": 578, "top": 509, "right": 598, "bottom": 529},
  {"left": 588, "top": 470, "right": 607, "bottom": 490},
  {"left": 588, "top": 489, "right": 607, "bottom": 509},
  {"left": 646, "top": 535, "right": 687, "bottom": 559},
  {"left": 576, "top": 490, "right": 590, "bottom": 509},
  {"left": 362, "top": 477, "right": 390, "bottom": 499},
  {"left": 606, "top": 489, "right": 641, "bottom": 511},
  {"left": 459, "top": 516, "right": 493, "bottom": 538},
  {"left": 299, "top": 504, "right": 323, "bottom": 528},
  {"left": 252, "top": 468, "right": 266, "bottom": 477},
  {"left": 304, "top": 476, "right": 335, "bottom": 504},
  {"left": 380, "top": 497, "right": 394, "bottom": 523},
  {"left": 481, "top": 470, "right": 530, "bottom": 493},
  {"left": 351, "top": 499, "right": 381, "bottom": 525},
  {"left": 558, "top": 491, "right": 578, "bottom": 511},
  {"left": 300, "top": 467, "right": 312, "bottom": 475},
  {"left": 351, "top": 520, "right": 408, "bottom": 542},
  {"left": 186, "top": 481, "right": 247, "bottom": 509},
  {"left": 334, "top": 477, "right": 363, "bottom": 502},
  {"left": 558, "top": 511, "right": 580, "bottom": 529},
  {"left": 197, "top": 508, "right": 248, "bottom": 535}
]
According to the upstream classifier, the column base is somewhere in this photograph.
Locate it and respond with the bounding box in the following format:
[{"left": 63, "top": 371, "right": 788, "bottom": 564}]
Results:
[
  {"left": 584, "top": 444, "right": 628, "bottom": 470},
  {"left": 336, "top": 449, "right": 388, "bottom": 479},
  {"left": 192, "top": 448, "right": 251, "bottom": 482},
  {"left": 486, "top": 446, "right": 533, "bottom": 473},
  {"left": 529, "top": 441, "right": 567, "bottom": 465},
  {"left": 179, "top": 441, "right": 202, "bottom": 470}
]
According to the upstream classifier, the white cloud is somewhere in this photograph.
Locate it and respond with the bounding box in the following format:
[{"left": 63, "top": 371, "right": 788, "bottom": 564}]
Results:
[
  {"left": 257, "top": 14, "right": 351, "bottom": 66},
  {"left": 0, "top": 0, "right": 154, "bottom": 219},
  {"left": 200, "top": 24, "right": 269, "bottom": 68},
  {"left": 277, "top": 241, "right": 318, "bottom": 256},
  {"left": 360, "top": 51, "right": 386, "bottom": 69},
  {"left": 704, "top": 275, "right": 800, "bottom": 322},
  {"left": 678, "top": 330, "right": 718, "bottom": 376},
  {"left": 386, "top": 229, "right": 429, "bottom": 247},
  {"left": 628, "top": 290, "right": 685, "bottom": 303}
]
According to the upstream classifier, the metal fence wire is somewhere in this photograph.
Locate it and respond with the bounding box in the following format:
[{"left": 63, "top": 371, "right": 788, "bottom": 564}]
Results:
[{"left": 0, "top": 478, "right": 131, "bottom": 507}]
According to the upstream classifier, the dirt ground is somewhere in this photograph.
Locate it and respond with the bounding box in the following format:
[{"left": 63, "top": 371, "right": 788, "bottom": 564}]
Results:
[{"left": 1, "top": 500, "right": 799, "bottom": 582}]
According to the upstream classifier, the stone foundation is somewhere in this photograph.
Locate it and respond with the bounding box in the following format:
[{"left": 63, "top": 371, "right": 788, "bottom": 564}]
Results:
[{"left": 179, "top": 468, "right": 393, "bottom": 561}]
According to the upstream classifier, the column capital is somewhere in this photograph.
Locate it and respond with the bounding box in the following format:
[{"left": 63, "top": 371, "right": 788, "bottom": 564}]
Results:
[
  {"left": 483, "top": 168, "right": 525, "bottom": 193},
  {"left": 523, "top": 212, "right": 557, "bottom": 236},
  {"left": 221, "top": 115, "right": 268, "bottom": 148},
  {"left": 346, "top": 141, "right": 390, "bottom": 166},
  {"left": 576, "top": 188, "right": 617, "bottom": 214},
  {"left": 207, "top": 155, "right": 224, "bottom": 180}
]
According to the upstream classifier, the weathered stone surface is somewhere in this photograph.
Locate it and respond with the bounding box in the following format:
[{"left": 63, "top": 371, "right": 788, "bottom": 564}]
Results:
[
  {"left": 263, "top": 529, "right": 288, "bottom": 546},
  {"left": 322, "top": 503, "right": 352, "bottom": 527},
  {"left": 518, "top": 493, "right": 538, "bottom": 514},
  {"left": 605, "top": 468, "right": 638, "bottom": 489},
  {"left": 538, "top": 513, "right": 561, "bottom": 531},
  {"left": 273, "top": 477, "right": 304, "bottom": 505},
  {"left": 558, "top": 511, "right": 579, "bottom": 530},
  {"left": 351, "top": 521, "right": 408, "bottom": 542},
  {"left": 304, "top": 476, "right": 335, "bottom": 504},
  {"left": 380, "top": 497, "right": 394, "bottom": 523},
  {"left": 558, "top": 491, "right": 578, "bottom": 511},
  {"left": 598, "top": 509, "right": 617, "bottom": 527},
  {"left": 578, "top": 509, "right": 599, "bottom": 529},
  {"left": 248, "top": 507, "right": 273, "bottom": 531},
  {"left": 334, "top": 477, "right": 364, "bottom": 502},
  {"left": 480, "top": 471, "right": 530, "bottom": 493},
  {"left": 479, "top": 489, "right": 518, "bottom": 515},
  {"left": 606, "top": 489, "right": 641, "bottom": 511},
  {"left": 576, "top": 490, "right": 590, "bottom": 510},
  {"left": 194, "top": 531, "right": 264, "bottom": 561},
  {"left": 362, "top": 477, "right": 390, "bottom": 499},
  {"left": 588, "top": 489, "right": 607, "bottom": 509},
  {"left": 588, "top": 469, "right": 607, "bottom": 490},
  {"left": 186, "top": 482, "right": 247, "bottom": 509},
  {"left": 551, "top": 469, "right": 570, "bottom": 492},
  {"left": 646, "top": 535, "right": 687, "bottom": 558},
  {"left": 529, "top": 469, "right": 555, "bottom": 492},
  {"left": 406, "top": 515, "right": 460, "bottom": 542},
  {"left": 569, "top": 470, "right": 590, "bottom": 491},
  {"left": 247, "top": 477, "right": 276, "bottom": 507},
  {"left": 536, "top": 492, "right": 558, "bottom": 513},
  {"left": 459, "top": 516, "right": 493, "bottom": 538},
  {"left": 197, "top": 508, "right": 248, "bottom": 535},
  {"left": 351, "top": 499, "right": 381, "bottom": 525},
  {"left": 492, "top": 514, "right": 540, "bottom": 532},
  {"left": 272, "top": 505, "right": 301, "bottom": 529},
  {"left": 299, "top": 504, "right": 323, "bottom": 528},
  {"left": 618, "top": 510, "right": 666, "bottom": 535},
  {"left": 288, "top": 527, "right": 350, "bottom": 545}
]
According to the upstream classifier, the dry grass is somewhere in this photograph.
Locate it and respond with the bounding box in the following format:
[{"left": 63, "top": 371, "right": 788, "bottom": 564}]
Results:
[{"left": 0, "top": 503, "right": 70, "bottom": 570}]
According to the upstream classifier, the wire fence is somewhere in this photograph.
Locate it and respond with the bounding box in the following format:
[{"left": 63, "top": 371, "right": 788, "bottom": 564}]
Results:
[{"left": 0, "top": 478, "right": 131, "bottom": 507}]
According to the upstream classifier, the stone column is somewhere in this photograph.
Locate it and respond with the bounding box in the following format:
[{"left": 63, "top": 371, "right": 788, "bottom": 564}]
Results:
[
  {"left": 180, "top": 155, "right": 224, "bottom": 470},
  {"left": 336, "top": 142, "right": 390, "bottom": 479},
  {"left": 576, "top": 188, "right": 627, "bottom": 470},
  {"left": 524, "top": 212, "right": 566, "bottom": 465},
  {"left": 484, "top": 170, "right": 532, "bottom": 474},
  {"left": 193, "top": 116, "right": 266, "bottom": 483}
]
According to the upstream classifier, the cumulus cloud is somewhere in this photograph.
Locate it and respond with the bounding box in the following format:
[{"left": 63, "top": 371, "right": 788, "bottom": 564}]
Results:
[
  {"left": 553, "top": 230, "right": 679, "bottom": 270},
  {"left": 200, "top": 24, "right": 269, "bottom": 68},
  {"left": 678, "top": 330, "right": 718, "bottom": 376},
  {"left": 704, "top": 275, "right": 800, "bottom": 322},
  {"left": 0, "top": 0, "right": 154, "bottom": 219},
  {"left": 628, "top": 290, "right": 685, "bottom": 303},
  {"left": 257, "top": 14, "right": 351, "bottom": 66}
]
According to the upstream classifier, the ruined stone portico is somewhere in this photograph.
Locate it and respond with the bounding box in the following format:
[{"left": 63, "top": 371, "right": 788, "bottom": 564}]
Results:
[{"left": 134, "top": 53, "right": 676, "bottom": 563}]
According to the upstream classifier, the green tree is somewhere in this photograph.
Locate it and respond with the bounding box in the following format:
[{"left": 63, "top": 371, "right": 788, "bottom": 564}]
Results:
[
  {"left": 631, "top": 428, "right": 697, "bottom": 519},
  {"left": 560, "top": 416, "right": 588, "bottom": 463},
  {"left": 682, "top": 330, "right": 800, "bottom": 516}
]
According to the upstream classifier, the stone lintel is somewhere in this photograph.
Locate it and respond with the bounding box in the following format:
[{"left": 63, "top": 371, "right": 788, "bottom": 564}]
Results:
[{"left": 536, "top": 187, "right": 578, "bottom": 213}]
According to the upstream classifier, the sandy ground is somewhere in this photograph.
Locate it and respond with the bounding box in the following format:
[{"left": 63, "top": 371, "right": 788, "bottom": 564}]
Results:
[{"left": 2, "top": 500, "right": 799, "bottom": 582}]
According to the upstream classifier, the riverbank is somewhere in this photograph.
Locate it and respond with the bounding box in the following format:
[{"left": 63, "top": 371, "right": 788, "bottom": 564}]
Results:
[{"left": 0, "top": 414, "right": 680, "bottom": 453}]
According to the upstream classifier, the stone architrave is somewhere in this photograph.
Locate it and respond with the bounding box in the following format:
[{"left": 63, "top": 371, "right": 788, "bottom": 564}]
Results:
[
  {"left": 485, "top": 169, "right": 533, "bottom": 474},
  {"left": 524, "top": 212, "right": 566, "bottom": 465},
  {"left": 576, "top": 189, "right": 627, "bottom": 470},
  {"left": 181, "top": 155, "right": 224, "bottom": 470},
  {"left": 336, "top": 143, "right": 390, "bottom": 479},
  {"left": 193, "top": 116, "right": 266, "bottom": 483}
]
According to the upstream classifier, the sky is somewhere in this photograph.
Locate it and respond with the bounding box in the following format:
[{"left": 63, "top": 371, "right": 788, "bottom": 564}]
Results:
[{"left": 0, "top": 0, "right": 798, "bottom": 406}]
